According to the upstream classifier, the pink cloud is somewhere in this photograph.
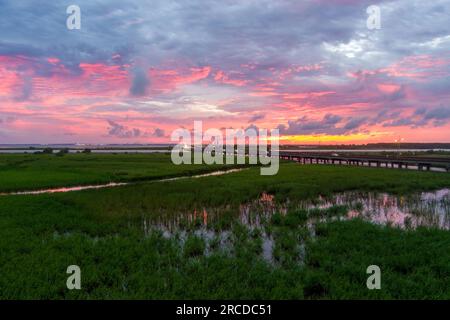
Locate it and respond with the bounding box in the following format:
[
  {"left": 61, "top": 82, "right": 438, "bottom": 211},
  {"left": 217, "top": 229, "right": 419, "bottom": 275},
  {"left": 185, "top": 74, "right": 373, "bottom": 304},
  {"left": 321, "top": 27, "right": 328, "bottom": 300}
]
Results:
[
  {"left": 377, "top": 83, "right": 401, "bottom": 94},
  {"left": 149, "top": 66, "right": 211, "bottom": 93},
  {"left": 214, "top": 70, "right": 248, "bottom": 87}
]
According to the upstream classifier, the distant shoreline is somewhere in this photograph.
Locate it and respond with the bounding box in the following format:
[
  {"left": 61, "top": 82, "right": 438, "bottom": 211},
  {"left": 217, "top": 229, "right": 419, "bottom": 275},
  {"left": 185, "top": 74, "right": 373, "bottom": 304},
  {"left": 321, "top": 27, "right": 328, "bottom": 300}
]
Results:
[{"left": 1, "top": 142, "right": 450, "bottom": 151}]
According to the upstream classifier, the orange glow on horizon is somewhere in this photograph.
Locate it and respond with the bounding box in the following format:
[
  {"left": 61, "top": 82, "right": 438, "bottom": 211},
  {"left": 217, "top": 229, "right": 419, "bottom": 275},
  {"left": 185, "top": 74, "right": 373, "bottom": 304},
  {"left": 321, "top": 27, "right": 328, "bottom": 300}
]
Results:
[{"left": 278, "top": 132, "right": 390, "bottom": 144}]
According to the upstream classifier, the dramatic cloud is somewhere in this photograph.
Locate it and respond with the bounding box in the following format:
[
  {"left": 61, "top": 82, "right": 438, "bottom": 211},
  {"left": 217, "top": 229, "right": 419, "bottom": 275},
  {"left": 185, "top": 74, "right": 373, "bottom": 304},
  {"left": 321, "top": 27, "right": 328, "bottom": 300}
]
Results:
[
  {"left": 0, "top": 0, "right": 449, "bottom": 143},
  {"left": 107, "top": 120, "right": 141, "bottom": 139},
  {"left": 248, "top": 114, "right": 265, "bottom": 123},
  {"left": 152, "top": 128, "right": 165, "bottom": 138},
  {"left": 278, "top": 114, "right": 346, "bottom": 135},
  {"left": 344, "top": 117, "right": 368, "bottom": 131},
  {"left": 424, "top": 107, "right": 450, "bottom": 121}
]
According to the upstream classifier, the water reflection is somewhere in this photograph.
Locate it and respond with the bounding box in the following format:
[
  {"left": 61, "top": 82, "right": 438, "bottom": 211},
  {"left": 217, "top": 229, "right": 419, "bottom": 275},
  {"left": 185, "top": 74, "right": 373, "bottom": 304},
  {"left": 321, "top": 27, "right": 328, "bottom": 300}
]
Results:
[
  {"left": 313, "top": 189, "right": 450, "bottom": 229},
  {"left": 160, "top": 168, "right": 245, "bottom": 182},
  {"left": 148, "top": 189, "right": 450, "bottom": 233},
  {"left": 229, "top": 189, "right": 450, "bottom": 230},
  {"left": 141, "top": 189, "right": 450, "bottom": 263},
  {"left": 0, "top": 168, "right": 246, "bottom": 196},
  {"left": 0, "top": 182, "right": 128, "bottom": 196}
]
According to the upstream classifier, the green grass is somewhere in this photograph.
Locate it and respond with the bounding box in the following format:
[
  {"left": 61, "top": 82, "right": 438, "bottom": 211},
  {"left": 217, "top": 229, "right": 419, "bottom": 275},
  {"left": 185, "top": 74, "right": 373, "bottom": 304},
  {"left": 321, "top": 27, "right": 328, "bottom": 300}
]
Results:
[
  {"left": 305, "top": 220, "right": 450, "bottom": 299},
  {"left": 73, "top": 162, "right": 450, "bottom": 222},
  {"left": 0, "top": 154, "right": 449, "bottom": 299},
  {"left": 0, "top": 153, "right": 242, "bottom": 192}
]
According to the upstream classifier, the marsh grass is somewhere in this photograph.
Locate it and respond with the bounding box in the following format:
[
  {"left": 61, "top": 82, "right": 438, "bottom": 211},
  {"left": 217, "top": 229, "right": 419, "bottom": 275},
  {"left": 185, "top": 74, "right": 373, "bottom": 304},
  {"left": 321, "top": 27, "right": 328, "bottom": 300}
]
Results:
[
  {"left": 0, "top": 153, "right": 246, "bottom": 192},
  {"left": 1, "top": 155, "right": 450, "bottom": 299}
]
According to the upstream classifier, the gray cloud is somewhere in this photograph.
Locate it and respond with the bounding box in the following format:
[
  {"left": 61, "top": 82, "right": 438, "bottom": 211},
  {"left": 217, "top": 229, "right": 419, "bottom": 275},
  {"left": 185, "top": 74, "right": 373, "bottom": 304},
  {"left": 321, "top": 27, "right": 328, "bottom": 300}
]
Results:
[
  {"left": 248, "top": 114, "right": 265, "bottom": 122},
  {"left": 382, "top": 106, "right": 450, "bottom": 128},
  {"left": 424, "top": 106, "right": 450, "bottom": 120},
  {"left": 130, "top": 68, "right": 150, "bottom": 96},
  {"left": 277, "top": 114, "right": 346, "bottom": 135},
  {"left": 3, "top": 0, "right": 446, "bottom": 72},
  {"left": 344, "top": 117, "right": 368, "bottom": 131},
  {"left": 152, "top": 128, "right": 165, "bottom": 137},
  {"left": 276, "top": 113, "right": 372, "bottom": 135},
  {"left": 107, "top": 120, "right": 141, "bottom": 138},
  {"left": 1, "top": 0, "right": 448, "bottom": 99}
]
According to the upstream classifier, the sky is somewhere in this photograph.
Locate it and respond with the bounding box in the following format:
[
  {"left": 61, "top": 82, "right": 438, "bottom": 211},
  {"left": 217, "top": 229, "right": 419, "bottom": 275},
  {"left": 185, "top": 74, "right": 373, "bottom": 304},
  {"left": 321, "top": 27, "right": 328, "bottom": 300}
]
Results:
[{"left": 0, "top": 0, "right": 449, "bottom": 144}]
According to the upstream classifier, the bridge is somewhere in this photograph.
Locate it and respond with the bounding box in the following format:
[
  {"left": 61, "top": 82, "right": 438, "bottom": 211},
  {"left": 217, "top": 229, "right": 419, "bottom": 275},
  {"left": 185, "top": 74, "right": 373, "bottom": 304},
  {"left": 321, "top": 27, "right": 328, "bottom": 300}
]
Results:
[{"left": 279, "top": 151, "right": 450, "bottom": 172}]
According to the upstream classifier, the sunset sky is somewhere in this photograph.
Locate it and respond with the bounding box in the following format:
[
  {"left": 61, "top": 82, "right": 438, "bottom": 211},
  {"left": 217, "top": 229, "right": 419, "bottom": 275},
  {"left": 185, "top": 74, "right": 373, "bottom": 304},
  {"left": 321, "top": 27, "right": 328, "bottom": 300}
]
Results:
[{"left": 0, "top": 0, "right": 449, "bottom": 144}]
